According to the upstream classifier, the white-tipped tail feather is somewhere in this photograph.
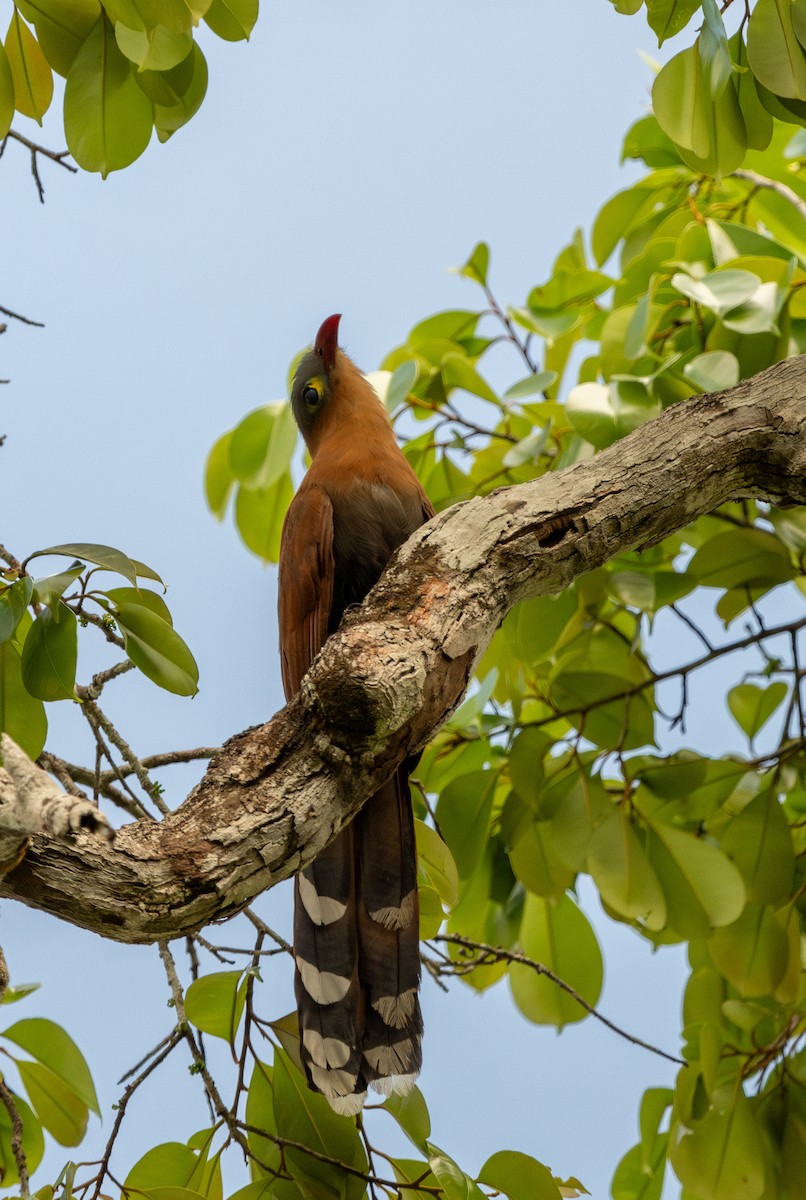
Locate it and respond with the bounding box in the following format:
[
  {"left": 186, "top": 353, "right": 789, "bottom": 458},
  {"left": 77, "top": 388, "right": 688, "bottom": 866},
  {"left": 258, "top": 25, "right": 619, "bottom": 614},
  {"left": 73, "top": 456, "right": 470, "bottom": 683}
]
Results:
[{"left": 298, "top": 872, "right": 348, "bottom": 926}]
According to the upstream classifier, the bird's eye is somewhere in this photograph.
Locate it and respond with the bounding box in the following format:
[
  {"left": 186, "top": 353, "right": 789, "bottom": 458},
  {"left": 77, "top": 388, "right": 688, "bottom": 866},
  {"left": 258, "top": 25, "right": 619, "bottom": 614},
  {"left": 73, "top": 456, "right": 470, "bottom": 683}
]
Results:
[{"left": 302, "top": 384, "right": 321, "bottom": 408}]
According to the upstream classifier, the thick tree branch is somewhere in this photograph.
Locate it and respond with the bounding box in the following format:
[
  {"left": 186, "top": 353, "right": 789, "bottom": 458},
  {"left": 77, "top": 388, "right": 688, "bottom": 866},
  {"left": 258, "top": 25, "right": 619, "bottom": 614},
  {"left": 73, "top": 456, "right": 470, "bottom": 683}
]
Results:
[{"left": 3, "top": 358, "right": 806, "bottom": 942}]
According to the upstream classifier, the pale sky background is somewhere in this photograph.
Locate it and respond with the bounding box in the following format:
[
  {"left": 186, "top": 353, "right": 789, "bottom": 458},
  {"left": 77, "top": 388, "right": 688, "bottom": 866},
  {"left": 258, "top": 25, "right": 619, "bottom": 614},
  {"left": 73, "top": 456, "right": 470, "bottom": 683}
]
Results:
[{"left": 0, "top": 2, "right": 775, "bottom": 1196}]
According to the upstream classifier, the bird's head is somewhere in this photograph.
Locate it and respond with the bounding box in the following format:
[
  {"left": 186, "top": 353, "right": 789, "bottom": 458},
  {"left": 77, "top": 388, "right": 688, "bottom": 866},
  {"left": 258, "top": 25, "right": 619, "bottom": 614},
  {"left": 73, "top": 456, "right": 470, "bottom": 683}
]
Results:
[
  {"left": 290, "top": 314, "right": 343, "bottom": 444},
  {"left": 291, "top": 315, "right": 392, "bottom": 456}
]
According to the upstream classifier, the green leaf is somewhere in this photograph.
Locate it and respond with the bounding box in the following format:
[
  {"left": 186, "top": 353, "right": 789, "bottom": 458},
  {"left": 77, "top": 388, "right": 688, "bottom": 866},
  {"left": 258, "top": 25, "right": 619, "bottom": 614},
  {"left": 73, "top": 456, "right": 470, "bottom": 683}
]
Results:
[
  {"left": 16, "top": 0, "right": 100, "bottom": 77},
  {"left": 612, "top": 1137, "right": 666, "bottom": 1200},
  {"left": 0, "top": 637, "right": 47, "bottom": 758},
  {"left": 508, "top": 893, "right": 603, "bottom": 1029},
  {"left": 587, "top": 812, "right": 667, "bottom": 930},
  {"left": 152, "top": 41, "right": 206, "bottom": 139},
  {"left": 727, "top": 681, "right": 788, "bottom": 741},
  {"left": 2, "top": 1018, "right": 99, "bottom": 1113},
  {"left": 228, "top": 401, "right": 297, "bottom": 489},
  {"left": 731, "top": 30, "right": 773, "bottom": 151},
  {"left": 721, "top": 789, "right": 794, "bottom": 905},
  {"left": 502, "top": 425, "right": 551, "bottom": 469},
  {"left": 64, "top": 14, "right": 153, "bottom": 176},
  {"left": 477, "top": 1150, "right": 561, "bottom": 1200},
  {"left": 20, "top": 604, "right": 77, "bottom": 701},
  {"left": 698, "top": 0, "right": 732, "bottom": 100},
  {"left": 115, "top": 21, "right": 192, "bottom": 70},
  {"left": 435, "top": 771, "right": 497, "bottom": 878},
  {"left": 28, "top": 542, "right": 142, "bottom": 586},
  {"left": 418, "top": 883, "right": 444, "bottom": 939},
  {"left": 5, "top": 10, "right": 53, "bottom": 121},
  {"left": 16, "top": 1059, "right": 88, "bottom": 1146},
  {"left": 688, "top": 527, "right": 794, "bottom": 590},
  {"left": 234, "top": 471, "right": 294, "bottom": 564},
  {"left": 203, "top": 0, "right": 257, "bottom": 40},
  {"left": 140, "top": 0, "right": 212, "bottom": 32},
  {"left": 386, "top": 360, "right": 418, "bottom": 412},
  {"left": 653, "top": 45, "right": 709, "bottom": 157},
  {"left": 621, "top": 114, "right": 681, "bottom": 168},
  {"left": 1, "top": 982, "right": 41, "bottom": 1004},
  {"left": 245, "top": 1059, "right": 281, "bottom": 1177},
  {"left": 441, "top": 353, "right": 499, "bottom": 405},
  {"left": 0, "top": 40, "right": 14, "bottom": 135},
  {"left": 672, "top": 269, "right": 761, "bottom": 315},
  {"left": 566, "top": 382, "right": 618, "bottom": 449},
  {"left": 503, "top": 370, "right": 557, "bottom": 399},
  {"left": 272, "top": 1048, "right": 367, "bottom": 1199},
  {"left": 508, "top": 817, "right": 575, "bottom": 898},
  {"left": 646, "top": 0, "right": 701, "bottom": 44},
  {"left": 748, "top": 0, "right": 806, "bottom": 100},
  {"left": 708, "top": 902, "right": 790, "bottom": 995},
  {"left": 508, "top": 726, "right": 551, "bottom": 808},
  {"left": 415, "top": 819, "right": 459, "bottom": 908},
  {"left": 0, "top": 578, "right": 33, "bottom": 644},
  {"left": 456, "top": 241, "right": 489, "bottom": 288},
  {"left": 684, "top": 350, "right": 739, "bottom": 393},
  {"left": 671, "top": 1085, "right": 765, "bottom": 1200},
  {"left": 384, "top": 1086, "right": 431, "bottom": 1154},
  {"left": 204, "top": 431, "right": 234, "bottom": 519},
  {"left": 184, "top": 971, "right": 247, "bottom": 1044},
  {"left": 104, "top": 585, "right": 173, "bottom": 624},
  {"left": 644, "top": 817, "right": 745, "bottom": 935},
  {"left": 31, "top": 563, "right": 84, "bottom": 612},
  {"left": 111, "top": 601, "right": 198, "bottom": 695},
  {"left": 124, "top": 1142, "right": 199, "bottom": 1189},
  {"left": 429, "top": 1148, "right": 486, "bottom": 1200}
]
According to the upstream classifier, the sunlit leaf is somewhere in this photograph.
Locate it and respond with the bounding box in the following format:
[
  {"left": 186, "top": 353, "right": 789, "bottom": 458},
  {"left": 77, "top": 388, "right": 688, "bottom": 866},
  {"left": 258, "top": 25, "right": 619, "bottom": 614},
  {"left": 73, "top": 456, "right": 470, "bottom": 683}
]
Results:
[
  {"left": 184, "top": 971, "right": 247, "bottom": 1044},
  {"left": 20, "top": 604, "right": 77, "bottom": 701},
  {"left": 2, "top": 1018, "right": 99, "bottom": 1113},
  {"left": 509, "top": 893, "right": 603, "bottom": 1029},
  {"left": 110, "top": 600, "right": 198, "bottom": 695},
  {"left": 5, "top": 10, "right": 53, "bottom": 122},
  {"left": 478, "top": 1149, "right": 562, "bottom": 1200},
  {"left": 64, "top": 14, "right": 153, "bottom": 176}
]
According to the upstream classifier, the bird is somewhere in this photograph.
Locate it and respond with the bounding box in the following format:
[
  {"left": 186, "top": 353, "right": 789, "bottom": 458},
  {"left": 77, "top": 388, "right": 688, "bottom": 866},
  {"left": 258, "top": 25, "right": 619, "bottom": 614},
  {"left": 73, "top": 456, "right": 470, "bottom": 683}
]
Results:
[{"left": 278, "top": 314, "right": 434, "bottom": 1114}]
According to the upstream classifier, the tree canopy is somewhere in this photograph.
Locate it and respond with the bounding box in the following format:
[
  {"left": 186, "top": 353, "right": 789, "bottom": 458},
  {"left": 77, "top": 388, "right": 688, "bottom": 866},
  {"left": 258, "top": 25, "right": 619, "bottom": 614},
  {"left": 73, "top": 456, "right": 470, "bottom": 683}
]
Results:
[{"left": 4, "top": 1, "right": 806, "bottom": 1199}]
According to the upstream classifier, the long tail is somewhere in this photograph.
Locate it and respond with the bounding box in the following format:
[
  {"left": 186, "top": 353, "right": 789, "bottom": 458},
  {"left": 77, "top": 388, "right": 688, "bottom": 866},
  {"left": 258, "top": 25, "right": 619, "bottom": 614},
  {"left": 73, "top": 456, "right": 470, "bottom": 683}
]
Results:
[
  {"left": 294, "top": 828, "right": 367, "bottom": 1112},
  {"left": 293, "top": 770, "right": 422, "bottom": 1112},
  {"left": 355, "top": 770, "right": 422, "bottom": 1095}
]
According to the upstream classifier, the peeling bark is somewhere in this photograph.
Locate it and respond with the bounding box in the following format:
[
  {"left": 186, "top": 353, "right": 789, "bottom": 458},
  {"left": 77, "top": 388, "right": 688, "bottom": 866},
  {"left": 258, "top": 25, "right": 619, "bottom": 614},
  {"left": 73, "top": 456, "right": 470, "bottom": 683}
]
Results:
[{"left": 3, "top": 358, "right": 806, "bottom": 943}]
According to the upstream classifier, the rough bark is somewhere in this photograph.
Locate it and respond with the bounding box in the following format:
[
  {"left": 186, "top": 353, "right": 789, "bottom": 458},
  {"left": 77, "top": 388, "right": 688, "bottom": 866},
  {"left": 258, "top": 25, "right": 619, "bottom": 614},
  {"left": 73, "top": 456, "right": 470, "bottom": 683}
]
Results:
[{"left": 3, "top": 357, "right": 806, "bottom": 943}]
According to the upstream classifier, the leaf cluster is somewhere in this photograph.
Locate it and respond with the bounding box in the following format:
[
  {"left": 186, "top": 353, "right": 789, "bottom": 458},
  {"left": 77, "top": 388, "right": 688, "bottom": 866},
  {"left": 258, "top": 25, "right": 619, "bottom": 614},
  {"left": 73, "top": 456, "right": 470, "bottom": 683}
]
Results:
[
  {"left": 0, "top": 541, "right": 198, "bottom": 762},
  {"left": 0, "top": 0, "right": 257, "bottom": 176}
]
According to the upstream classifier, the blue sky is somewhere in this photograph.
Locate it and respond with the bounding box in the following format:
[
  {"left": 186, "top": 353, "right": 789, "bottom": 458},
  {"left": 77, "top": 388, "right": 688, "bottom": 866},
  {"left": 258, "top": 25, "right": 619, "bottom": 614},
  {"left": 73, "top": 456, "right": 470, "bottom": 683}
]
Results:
[{"left": 1, "top": 2, "right": 712, "bottom": 1194}]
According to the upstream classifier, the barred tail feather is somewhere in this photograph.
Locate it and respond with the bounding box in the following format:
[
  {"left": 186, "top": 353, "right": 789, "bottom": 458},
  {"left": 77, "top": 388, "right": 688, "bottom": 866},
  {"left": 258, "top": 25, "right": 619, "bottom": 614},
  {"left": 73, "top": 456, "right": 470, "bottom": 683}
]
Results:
[
  {"left": 356, "top": 771, "right": 422, "bottom": 1095},
  {"left": 294, "top": 827, "right": 367, "bottom": 1107}
]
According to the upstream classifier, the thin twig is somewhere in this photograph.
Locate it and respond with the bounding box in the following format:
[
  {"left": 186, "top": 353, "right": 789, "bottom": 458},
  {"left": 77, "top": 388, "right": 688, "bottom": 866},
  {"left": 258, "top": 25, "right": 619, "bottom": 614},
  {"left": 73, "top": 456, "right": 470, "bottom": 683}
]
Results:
[
  {"left": 2, "top": 129, "right": 77, "bottom": 203},
  {"left": 434, "top": 933, "right": 685, "bottom": 1067},
  {"left": 243, "top": 907, "right": 293, "bottom": 954},
  {"left": 88, "top": 1029, "right": 183, "bottom": 1200},
  {"left": 158, "top": 942, "right": 248, "bottom": 1147},
  {"left": 533, "top": 614, "right": 806, "bottom": 732},
  {"left": 82, "top": 698, "right": 170, "bottom": 815},
  {"left": 79, "top": 706, "right": 152, "bottom": 820},
  {"left": 37, "top": 751, "right": 143, "bottom": 818},
  {"left": 76, "top": 660, "right": 136, "bottom": 700},
  {"left": 237, "top": 1121, "right": 444, "bottom": 1196},
  {"left": 0, "top": 545, "right": 22, "bottom": 572},
  {"left": 0, "top": 305, "right": 43, "bottom": 328},
  {"left": 733, "top": 168, "right": 806, "bottom": 223}
]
